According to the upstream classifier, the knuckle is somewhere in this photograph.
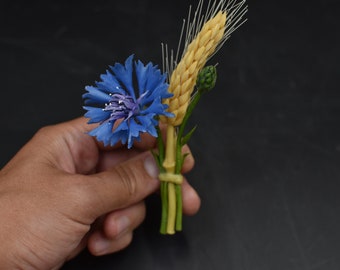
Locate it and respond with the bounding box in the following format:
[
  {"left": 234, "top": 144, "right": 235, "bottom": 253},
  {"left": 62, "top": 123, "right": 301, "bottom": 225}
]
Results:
[
  {"left": 114, "top": 165, "right": 139, "bottom": 197},
  {"left": 35, "top": 125, "right": 54, "bottom": 137},
  {"left": 33, "top": 125, "right": 58, "bottom": 145},
  {"left": 34, "top": 123, "right": 67, "bottom": 142}
]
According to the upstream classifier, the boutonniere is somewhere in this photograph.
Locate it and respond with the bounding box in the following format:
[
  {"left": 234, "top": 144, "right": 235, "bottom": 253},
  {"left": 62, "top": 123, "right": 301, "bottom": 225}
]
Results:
[{"left": 83, "top": 0, "right": 247, "bottom": 235}]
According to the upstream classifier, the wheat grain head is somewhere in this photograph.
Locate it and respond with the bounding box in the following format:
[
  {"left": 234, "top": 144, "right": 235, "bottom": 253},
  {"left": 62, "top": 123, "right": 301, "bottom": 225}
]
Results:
[{"left": 161, "top": 0, "right": 247, "bottom": 126}]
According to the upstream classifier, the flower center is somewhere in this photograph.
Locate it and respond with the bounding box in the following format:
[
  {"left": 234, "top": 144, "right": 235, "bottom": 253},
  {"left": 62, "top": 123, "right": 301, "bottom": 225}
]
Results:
[{"left": 104, "top": 93, "right": 139, "bottom": 121}]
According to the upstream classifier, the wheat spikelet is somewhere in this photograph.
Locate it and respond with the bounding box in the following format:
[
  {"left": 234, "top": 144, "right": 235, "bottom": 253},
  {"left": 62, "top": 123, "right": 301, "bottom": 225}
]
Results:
[
  {"left": 162, "top": 11, "right": 226, "bottom": 125},
  {"left": 161, "top": 0, "right": 247, "bottom": 126}
]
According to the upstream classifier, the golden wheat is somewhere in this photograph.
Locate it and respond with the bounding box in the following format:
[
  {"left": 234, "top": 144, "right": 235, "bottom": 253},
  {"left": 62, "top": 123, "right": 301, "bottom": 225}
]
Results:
[
  {"left": 160, "top": 0, "right": 247, "bottom": 126},
  {"left": 161, "top": 11, "right": 227, "bottom": 126},
  {"left": 158, "top": 0, "right": 247, "bottom": 234}
]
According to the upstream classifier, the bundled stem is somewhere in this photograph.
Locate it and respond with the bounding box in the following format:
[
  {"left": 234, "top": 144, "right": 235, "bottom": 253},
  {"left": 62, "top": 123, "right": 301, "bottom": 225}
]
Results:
[
  {"left": 159, "top": 91, "right": 204, "bottom": 234},
  {"left": 161, "top": 125, "right": 177, "bottom": 234}
]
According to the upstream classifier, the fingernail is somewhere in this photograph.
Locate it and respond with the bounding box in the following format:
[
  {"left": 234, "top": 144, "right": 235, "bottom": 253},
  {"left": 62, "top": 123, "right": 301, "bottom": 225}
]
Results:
[
  {"left": 116, "top": 216, "right": 130, "bottom": 236},
  {"left": 93, "top": 235, "right": 111, "bottom": 255},
  {"left": 144, "top": 155, "right": 159, "bottom": 178}
]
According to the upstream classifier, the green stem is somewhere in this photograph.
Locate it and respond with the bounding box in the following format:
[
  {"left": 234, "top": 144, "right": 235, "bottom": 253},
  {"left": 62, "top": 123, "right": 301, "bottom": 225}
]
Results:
[
  {"left": 159, "top": 91, "right": 203, "bottom": 234},
  {"left": 177, "top": 91, "right": 202, "bottom": 156},
  {"left": 175, "top": 184, "right": 182, "bottom": 231},
  {"left": 156, "top": 125, "right": 169, "bottom": 234},
  {"left": 162, "top": 125, "right": 177, "bottom": 234},
  {"left": 156, "top": 125, "right": 165, "bottom": 166},
  {"left": 160, "top": 182, "right": 168, "bottom": 234},
  {"left": 174, "top": 92, "right": 203, "bottom": 232}
]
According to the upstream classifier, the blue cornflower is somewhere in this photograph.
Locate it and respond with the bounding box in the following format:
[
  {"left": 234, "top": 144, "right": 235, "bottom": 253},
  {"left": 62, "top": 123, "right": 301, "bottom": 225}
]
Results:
[{"left": 83, "top": 55, "right": 173, "bottom": 148}]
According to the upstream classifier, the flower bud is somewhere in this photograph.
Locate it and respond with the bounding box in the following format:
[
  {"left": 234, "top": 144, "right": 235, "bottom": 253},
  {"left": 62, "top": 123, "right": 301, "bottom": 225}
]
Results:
[{"left": 196, "top": 65, "right": 217, "bottom": 93}]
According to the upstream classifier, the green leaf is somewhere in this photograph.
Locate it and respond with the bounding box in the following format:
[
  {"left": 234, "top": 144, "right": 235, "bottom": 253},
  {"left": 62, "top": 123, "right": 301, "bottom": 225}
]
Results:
[
  {"left": 178, "top": 153, "right": 191, "bottom": 170},
  {"left": 151, "top": 150, "right": 164, "bottom": 172},
  {"left": 155, "top": 125, "right": 165, "bottom": 166},
  {"left": 181, "top": 125, "right": 197, "bottom": 146}
]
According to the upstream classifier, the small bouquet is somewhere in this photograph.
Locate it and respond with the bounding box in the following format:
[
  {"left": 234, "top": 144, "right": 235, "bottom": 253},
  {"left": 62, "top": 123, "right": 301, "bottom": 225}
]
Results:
[{"left": 83, "top": 0, "right": 247, "bottom": 235}]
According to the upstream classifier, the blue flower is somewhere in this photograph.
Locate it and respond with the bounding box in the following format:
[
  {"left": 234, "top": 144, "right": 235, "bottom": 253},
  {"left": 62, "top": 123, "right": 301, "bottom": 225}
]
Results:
[{"left": 83, "top": 55, "right": 173, "bottom": 148}]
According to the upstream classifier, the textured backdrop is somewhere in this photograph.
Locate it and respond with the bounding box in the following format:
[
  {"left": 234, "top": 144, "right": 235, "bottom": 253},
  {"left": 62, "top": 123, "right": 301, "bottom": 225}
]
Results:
[{"left": 1, "top": 0, "right": 340, "bottom": 269}]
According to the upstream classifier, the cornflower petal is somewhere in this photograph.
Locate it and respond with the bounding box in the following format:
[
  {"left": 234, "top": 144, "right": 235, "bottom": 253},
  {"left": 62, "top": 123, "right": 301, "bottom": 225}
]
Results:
[
  {"left": 143, "top": 97, "right": 174, "bottom": 118},
  {"left": 127, "top": 118, "right": 145, "bottom": 148},
  {"left": 136, "top": 115, "right": 158, "bottom": 137},
  {"left": 109, "top": 121, "right": 128, "bottom": 146},
  {"left": 83, "top": 55, "right": 173, "bottom": 148},
  {"left": 135, "top": 60, "right": 149, "bottom": 96},
  {"left": 97, "top": 70, "right": 125, "bottom": 95},
  {"left": 83, "top": 86, "right": 111, "bottom": 105},
  {"left": 110, "top": 55, "right": 135, "bottom": 99},
  {"left": 88, "top": 121, "right": 114, "bottom": 146},
  {"left": 142, "top": 84, "right": 172, "bottom": 104},
  {"left": 83, "top": 107, "right": 111, "bottom": 123},
  {"left": 145, "top": 65, "right": 165, "bottom": 91}
]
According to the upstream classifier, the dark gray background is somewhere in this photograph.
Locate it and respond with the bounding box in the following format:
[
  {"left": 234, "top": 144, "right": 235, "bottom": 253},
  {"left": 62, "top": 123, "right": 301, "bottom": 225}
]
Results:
[{"left": 1, "top": 0, "right": 340, "bottom": 269}]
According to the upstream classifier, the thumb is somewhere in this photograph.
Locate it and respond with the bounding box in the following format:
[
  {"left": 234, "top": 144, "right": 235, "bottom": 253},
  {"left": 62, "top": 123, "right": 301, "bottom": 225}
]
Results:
[{"left": 83, "top": 151, "right": 160, "bottom": 218}]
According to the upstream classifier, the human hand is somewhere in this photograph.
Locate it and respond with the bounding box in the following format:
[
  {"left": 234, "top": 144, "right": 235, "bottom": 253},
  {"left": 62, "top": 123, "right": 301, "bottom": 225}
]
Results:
[{"left": 0, "top": 117, "right": 200, "bottom": 269}]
